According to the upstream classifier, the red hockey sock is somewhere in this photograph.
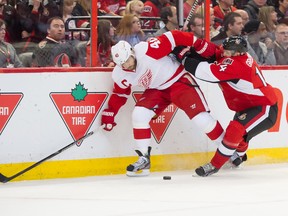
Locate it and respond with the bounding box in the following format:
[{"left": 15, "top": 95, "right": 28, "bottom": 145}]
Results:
[
  {"left": 211, "top": 150, "right": 230, "bottom": 169},
  {"left": 133, "top": 128, "right": 151, "bottom": 139},
  {"left": 206, "top": 120, "right": 224, "bottom": 141}
]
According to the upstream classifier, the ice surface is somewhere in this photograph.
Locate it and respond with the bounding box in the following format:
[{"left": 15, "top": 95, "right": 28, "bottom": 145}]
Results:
[{"left": 1, "top": 163, "right": 288, "bottom": 216}]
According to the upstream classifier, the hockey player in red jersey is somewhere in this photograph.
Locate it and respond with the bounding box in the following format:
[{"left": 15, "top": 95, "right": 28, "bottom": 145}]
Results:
[
  {"left": 172, "top": 35, "right": 278, "bottom": 176},
  {"left": 101, "top": 30, "right": 225, "bottom": 177}
]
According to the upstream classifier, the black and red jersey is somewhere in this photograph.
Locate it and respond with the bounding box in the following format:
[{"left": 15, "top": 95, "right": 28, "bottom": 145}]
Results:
[{"left": 194, "top": 53, "right": 277, "bottom": 111}]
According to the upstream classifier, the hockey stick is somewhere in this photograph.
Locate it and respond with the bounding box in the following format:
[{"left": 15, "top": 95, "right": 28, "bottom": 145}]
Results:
[
  {"left": 182, "top": 0, "right": 199, "bottom": 31},
  {"left": 0, "top": 126, "right": 103, "bottom": 183}
]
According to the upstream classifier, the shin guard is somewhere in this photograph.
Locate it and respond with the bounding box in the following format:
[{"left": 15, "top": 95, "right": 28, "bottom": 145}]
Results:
[{"left": 223, "top": 120, "right": 246, "bottom": 148}]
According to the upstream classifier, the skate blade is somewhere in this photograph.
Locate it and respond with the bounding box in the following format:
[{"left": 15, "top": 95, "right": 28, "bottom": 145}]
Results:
[
  {"left": 222, "top": 161, "right": 243, "bottom": 170},
  {"left": 192, "top": 172, "right": 201, "bottom": 177},
  {"left": 126, "top": 169, "right": 150, "bottom": 177}
]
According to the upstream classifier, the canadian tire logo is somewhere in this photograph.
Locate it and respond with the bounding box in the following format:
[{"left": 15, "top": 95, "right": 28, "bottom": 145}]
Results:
[
  {"left": 50, "top": 82, "right": 108, "bottom": 146},
  {"left": 132, "top": 92, "right": 178, "bottom": 143},
  {"left": 0, "top": 93, "right": 23, "bottom": 135}
]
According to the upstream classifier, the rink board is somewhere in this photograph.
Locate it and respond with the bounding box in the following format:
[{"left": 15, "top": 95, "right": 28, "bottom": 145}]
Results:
[{"left": 0, "top": 67, "right": 287, "bottom": 181}]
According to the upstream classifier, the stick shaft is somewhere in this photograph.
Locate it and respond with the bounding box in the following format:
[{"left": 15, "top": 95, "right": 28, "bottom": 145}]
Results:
[
  {"left": 183, "top": 0, "right": 199, "bottom": 28},
  {"left": 0, "top": 129, "right": 97, "bottom": 183}
]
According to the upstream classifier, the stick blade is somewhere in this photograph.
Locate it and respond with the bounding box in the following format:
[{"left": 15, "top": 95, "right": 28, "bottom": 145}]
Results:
[{"left": 0, "top": 173, "right": 10, "bottom": 183}]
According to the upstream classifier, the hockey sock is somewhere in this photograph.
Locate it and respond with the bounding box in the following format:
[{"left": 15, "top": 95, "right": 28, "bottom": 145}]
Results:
[{"left": 211, "top": 141, "right": 236, "bottom": 169}]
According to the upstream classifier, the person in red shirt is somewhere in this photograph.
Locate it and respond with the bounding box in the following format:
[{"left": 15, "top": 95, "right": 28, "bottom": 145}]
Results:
[
  {"left": 96, "top": 19, "right": 115, "bottom": 67},
  {"left": 213, "top": 0, "right": 237, "bottom": 29},
  {"left": 172, "top": 35, "right": 278, "bottom": 176},
  {"left": 98, "top": 0, "right": 126, "bottom": 16},
  {"left": 183, "top": 0, "right": 204, "bottom": 19},
  {"left": 141, "top": 0, "right": 170, "bottom": 29}
]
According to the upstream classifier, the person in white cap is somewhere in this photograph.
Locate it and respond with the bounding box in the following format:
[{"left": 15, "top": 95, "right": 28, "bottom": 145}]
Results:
[{"left": 101, "top": 29, "right": 225, "bottom": 177}]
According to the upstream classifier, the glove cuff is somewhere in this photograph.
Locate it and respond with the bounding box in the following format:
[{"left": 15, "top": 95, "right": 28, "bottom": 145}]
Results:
[
  {"left": 102, "top": 109, "right": 115, "bottom": 117},
  {"left": 196, "top": 41, "right": 208, "bottom": 55}
]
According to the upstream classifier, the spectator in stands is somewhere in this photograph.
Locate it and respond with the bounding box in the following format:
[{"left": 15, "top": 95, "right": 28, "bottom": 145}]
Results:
[
  {"left": 11, "top": 0, "right": 35, "bottom": 54},
  {"left": 184, "top": 0, "right": 200, "bottom": 19},
  {"left": 234, "top": 0, "right": 277, "bottom": 9},
  {"left": 267, "top": 0, "right": 277, "bottom": 7},
  {"left": 243, "top": 19, "right": 276, "bottom": 65},
  {"left": 72, "top": 0, "right": 90, "bottom": 29},
  {"left": 243, "top": 0, "right": 267, "bottom": 21},
  {"left": 115, "top": 14, "right": 150, "bottom": 47},
  {"left": 96, "top": 19, "right": 116, "bottom": 67},
  {"left": 210, "top": 8, "right": 221, "bottom": 39},
  {"left": 211, "top": 12, "right": 243, "bottom": 45},
  {"left": 0, "top": 0, "right": 21, "bottom": 43},
  {"left": 234, "top": 9, "right": 250, "bottom": 26},
  {"left": 259, "top": 6, "right": 278, "bottom": 40},
  {"left": 141, "top": 0, "right": 170, "bottom": 29},
  {"left": 213, "top": 0, "right": 237, "bottom": 29},
  {"left": 32, "top": 16, "right": 80, "bottom": 67},
  {"left": 187, "top": 14, "right": 204, "bottom": 38},
  {"left": 62, "top": 0, "right": 88, "bottom": 41},
  {"left": 210, "top": 0, "right": 217, "bottom": 7},
  {"left": 125, "top": 0, "right": 144, "bottom": 17},
  {"left": 0, "top": 19, "right": 23, "bottom": 67},
  {"left": 234, "top": 0, "right": 249, "bottom": 9},
  {"left": 273, "top": 23, "right": 288, "bottom": 64},
  {"left": 83, "top": 19, "right": 116, "bottom": 67},
  {"left": 98, "top": 0, "right": 126, "bottom": 16},
  {"left": 195, "top": 5, "right": 220, "bottom": 39},
  {"left": 275, "top": 0, "right": 288, "bottom": 24},
  {"left": 154, "top": 5, "right": 178, "bottom": 36},
  {"left": 29, "top": 0, "right": 61, "bottom": 43}
]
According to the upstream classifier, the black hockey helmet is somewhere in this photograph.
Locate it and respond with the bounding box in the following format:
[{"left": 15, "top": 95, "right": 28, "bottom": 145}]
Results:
[{"left": 222, "top": 35, "right": 248, "bottom": 53}]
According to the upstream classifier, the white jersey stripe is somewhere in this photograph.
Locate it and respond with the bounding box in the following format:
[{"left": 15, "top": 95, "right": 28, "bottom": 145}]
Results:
[
  {"left": 228, "top": 80, "right": 264, "bottom": 96},
  {"left": 218, "top": 143, "right": 235, "bottom": 156},
  {"left": 163, "top": 31, "right": 176, "bottom": 48}
]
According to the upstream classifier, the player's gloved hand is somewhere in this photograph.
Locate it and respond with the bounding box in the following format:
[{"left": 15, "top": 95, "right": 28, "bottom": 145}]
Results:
[
  {"left": 193, "top": 39, "right": 218, "bottom": 58},
  {"left": 101, "top": 108, "right": 117, "bottom": 131},
  {"left": 171, "top": 46, "right": 191, "bottom": 63}
]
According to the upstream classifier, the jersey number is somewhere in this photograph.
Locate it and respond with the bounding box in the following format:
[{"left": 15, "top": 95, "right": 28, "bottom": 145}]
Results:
[
  {"left": 255, "top": 67, "right": 267, "bottom": 87},
  {"left": 149, "top": 38, "right": 160, "bottom": 49}
]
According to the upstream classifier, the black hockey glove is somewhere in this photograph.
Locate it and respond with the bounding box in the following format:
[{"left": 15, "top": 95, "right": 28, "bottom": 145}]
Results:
[{"left": 189, "top": 48, "right": 217, "bottom": 63}]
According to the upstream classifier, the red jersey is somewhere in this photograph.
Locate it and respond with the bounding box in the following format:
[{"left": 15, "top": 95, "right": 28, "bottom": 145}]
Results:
[
  {"left": 194, "top": 53, "right": 277, "bottom": 111},
  {"left": 141, "top": 0, "right": 169, "bottom": 29},
  {"left": 98, "top": 0, "right": 126, "bottom": 15},
  {"left": 97, "top": 43, "right": 113, "bottom": 67},
  {"left": 183, "top": 2, "right": 200, "bottom": 19},
  {"left": 112, "top": 30, "right": 197, "bottom": 94},
  {"left": 213, "top": 5, "right": 237, "bottom": 29}
]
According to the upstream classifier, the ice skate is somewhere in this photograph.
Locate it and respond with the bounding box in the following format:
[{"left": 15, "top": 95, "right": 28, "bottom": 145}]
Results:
[
  {"left": 230, "top": 152, "right": 247, "bottom": 167},
  {"left": 126, "top": 147, "right": 151, "bottom": 177},
  {"left": 195, "top": 163, "right": 219, "bottom": 177}
]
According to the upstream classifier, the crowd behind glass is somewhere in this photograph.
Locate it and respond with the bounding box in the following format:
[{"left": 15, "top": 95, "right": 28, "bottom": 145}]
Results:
[{"left": 0, "top": 0, "right": 287, "bottom": 68}]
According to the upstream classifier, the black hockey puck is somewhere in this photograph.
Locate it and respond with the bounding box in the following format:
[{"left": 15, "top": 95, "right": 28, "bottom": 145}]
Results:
[{"left": 163, "top": 176, "right": 171, "bottom": 180}]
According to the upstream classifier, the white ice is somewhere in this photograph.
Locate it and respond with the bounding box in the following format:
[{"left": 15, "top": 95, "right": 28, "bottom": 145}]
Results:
[{"left": 1, "top": 163, "right": 288, "bottom": 216}]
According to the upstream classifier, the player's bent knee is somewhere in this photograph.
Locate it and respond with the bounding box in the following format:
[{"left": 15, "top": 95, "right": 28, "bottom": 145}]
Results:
[
  {"left": 223, "top": 120, "right": 246, "bottom": 147},
  {"left": 191, "top": 112, "right": 224, "bottom": 144},
  {"left": 191, "top": 112, "right": 218, "bottom": 133},
  {"left": 132, "top": 106, "right": 155, "bottom": 128}
]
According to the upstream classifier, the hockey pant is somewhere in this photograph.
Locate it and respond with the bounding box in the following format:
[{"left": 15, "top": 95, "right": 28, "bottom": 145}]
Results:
[{"left": 211, "top": 103, "right": 278, "bottom": 169}]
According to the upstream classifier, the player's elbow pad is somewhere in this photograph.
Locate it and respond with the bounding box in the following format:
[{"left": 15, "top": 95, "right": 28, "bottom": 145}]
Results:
[{"left": 183, "top": 58, "right": 200, "bottom": 76}]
